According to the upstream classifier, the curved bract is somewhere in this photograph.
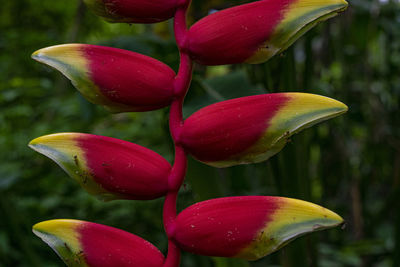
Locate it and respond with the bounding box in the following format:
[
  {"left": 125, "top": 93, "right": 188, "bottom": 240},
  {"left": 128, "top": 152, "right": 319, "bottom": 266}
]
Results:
[
  {"left": 83, "top": 0, "right": 180, "bottom": 23},
  {"left": 174, "top": 196, "right": 343, "bottom": 260},
  {"left": 30, "top": 0, "right": 349, "bottom": 265},
  {"left": 32, "top": 44, "right": 176, "bottom": 112},
  {"left": 180, "top": 93, "right": 347, "bottom": 167},
  {"left": 33, "top": 219, "right": 165, "bottom": 267},
  {"left": 187, "top": 0, "right": 348, "bottom": 65},
  {"left": 29, "top": 133, "right": 171, "bottom": 201}
]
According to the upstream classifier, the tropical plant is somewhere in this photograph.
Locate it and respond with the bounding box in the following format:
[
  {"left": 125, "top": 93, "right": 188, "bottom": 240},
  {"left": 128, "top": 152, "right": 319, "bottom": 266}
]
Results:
[{"left": 29, "top": 0, "right": 349, "bottom": 266}]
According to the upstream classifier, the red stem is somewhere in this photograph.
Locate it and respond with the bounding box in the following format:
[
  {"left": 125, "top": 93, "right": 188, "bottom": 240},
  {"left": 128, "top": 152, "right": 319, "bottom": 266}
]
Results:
[{"left": 163, "top": 2, "right": 193, "bottom": 267}]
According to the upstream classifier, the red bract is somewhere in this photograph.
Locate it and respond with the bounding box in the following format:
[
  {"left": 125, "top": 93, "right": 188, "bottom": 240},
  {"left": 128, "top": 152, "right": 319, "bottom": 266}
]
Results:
[
  {"left": 173, "top": 196, "right": 343, "bottom": 260},
  {"left": 180, "top": 93, "right": 347, "bottom": 167},
  {"left": 84, "top": 0, "right": 180, "bottom": 23},
  {"left": 187, "top": 0, "right": 348, "bottom": 65},
  {"left": 32, "top": 44, "right": 176, "bottom": 112},
  {"left": 31, "top": 0, "right": 349, "bottom": 265},
  {"left": 29, "top": 133, "right": 171, "bottom": 201},
  {"left": 33, "top": 219, "right": 165, "bottom": 267}
]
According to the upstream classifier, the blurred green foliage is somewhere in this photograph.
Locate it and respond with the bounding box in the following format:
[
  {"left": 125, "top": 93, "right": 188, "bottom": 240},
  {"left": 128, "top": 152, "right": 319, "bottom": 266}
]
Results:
[{"left": 1, "top": 0, "right": 399, "bottom": 266}]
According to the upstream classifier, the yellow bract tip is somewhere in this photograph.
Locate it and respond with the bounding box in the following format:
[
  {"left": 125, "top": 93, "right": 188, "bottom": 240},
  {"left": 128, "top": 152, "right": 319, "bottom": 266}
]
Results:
[
  {"left": 31, "top": 49, "right": 41, "bottom": 59},
  {"left": 28, "top": 133, "right": 79, "bottom": 158},
  {"left": 33, "top": 220, "right": 85, "bottom": 266},
  {"left": 231, "top": 93, "right": 348, "bottom": 167},
  {"left": 29, "top": 133, "right": 76, "bottom": 146},
  {"left": 33, "top": 219, "right": 82, "bottom": 251},
  {"left": 277, "top": 93, "right": 348, "bottom": 134},
  {"left": 247, "top": 0, "right": 348, "bottom": 64},
  {"left": 281, "top": 197, "right": 344, "bottom": 224},
  {"left": 238, "top": 197, "right": 343, "bottom": 260},
  {"left": 33, "top": 219, "right": 81, "bottom": 235},
  {"left": 30, "top": 44, "right": 87, "bottom": 75}
]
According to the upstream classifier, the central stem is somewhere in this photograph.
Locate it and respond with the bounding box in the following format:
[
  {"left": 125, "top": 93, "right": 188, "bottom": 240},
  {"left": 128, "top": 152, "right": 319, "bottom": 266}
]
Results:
[{"left": 163, "top": 2, "right": 193, "bottom": 267}]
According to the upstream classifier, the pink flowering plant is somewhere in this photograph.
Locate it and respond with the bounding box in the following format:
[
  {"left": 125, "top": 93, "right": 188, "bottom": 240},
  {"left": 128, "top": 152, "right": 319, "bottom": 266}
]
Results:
[{"left": 30, "top": 0, "right": 349, "bottom": 266}]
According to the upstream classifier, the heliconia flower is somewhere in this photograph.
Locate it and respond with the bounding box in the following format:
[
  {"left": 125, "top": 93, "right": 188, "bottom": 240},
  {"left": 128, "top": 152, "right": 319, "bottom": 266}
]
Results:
[
  {"left": 33, "top": 219, "right": 164, "bottom": 267},
  {"left": 29, "top": 133, "right": 171, "bottom": 201},
  {"left": 173, "top": 196, "right": 343, "bottom": 260},
  {"left": 32, "top": 44, "right": 176, "bottom": 112},
  {"left": 83, "top": 0, "right": 180, "bottom": 24},
  {"left": 179, "top": 93, "right": 347, "bottom": 167},
  {"left": 187, "top": 0, "right": 348, "bottom": 65}
]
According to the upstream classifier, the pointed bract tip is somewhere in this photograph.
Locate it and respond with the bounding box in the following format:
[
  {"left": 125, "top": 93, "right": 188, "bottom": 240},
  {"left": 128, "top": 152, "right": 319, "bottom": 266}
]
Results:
[
  {"left": 30, "top": 133, "right": 73, "bottom": 144},
  {"left": 34, "top": 219, "right": 165, "bottom": 267},
  {"left": 273, "top": 93, "right": 348, "bottom": 136},
  {"left": 238, "top": 197, "right": 344, "bottom": 260},
  {"left": 173, "top": 196, "right": 343, "bottom": 261},
  {"left": 187, "top": 0, "right": 349, "bottom": 65},
  {"left": 270, "top": 0, "right": 349, "bottom": 57},
  {"left": 32, "top": 220, "right": 83, "bottom": 266},
  {"left": 31, "top": 44, "right": 83, "bottom": 63},
  {"left": 180, "top": 93, "right": 348, "bottom": 167},
  {"left": 31, "top": 48, "right": 53, "bottom": 64},
  {"left": 30, "top": 45, "right": 88, "bottom": 85},
  {"left": 282, "top": 197, "right": 344, "bottom": 225},
  {"left": 29, "top": 132, "right": 171, "bottom": 201},
  {"left": 33, "top": 219, "right": 81, "bottom": 235},
  {"left": 29, "top": 135, "right": 47, "bottom": 147},
  {"left": 31, "top": 44, "right": 176, "bottom": 113},
  {"left": 28, "top": 133, "right": 77, "bottom": 153},
  {"left": 331, "top": 0, "right": 349, "bottom": 11},
  {"left": 31, "top": 49, "right": 41, "bottom": 60}
]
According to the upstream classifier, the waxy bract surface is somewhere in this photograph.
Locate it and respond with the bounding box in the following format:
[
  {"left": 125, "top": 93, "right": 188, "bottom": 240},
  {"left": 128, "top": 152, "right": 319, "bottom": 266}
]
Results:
[
  {"left": 33, "top": 219, "right": 164, "bottom": 267},
  {"left": 29, "top": 133, "right": 171, "bottom": 201},
  {"left": 180, "top": 93, "right": 347, "bottom": 167},
  {"left": 187, "top": 0, "right": 348, "bottom": 65},
  {"left": 32, "top": 44, "right": 176, "bottom": 112},
  {"left": 173, "top": 196, "right": 343, "bottom": 260},
  {"left": 30, "top": 0, "right": 349, "bottom": 265}
]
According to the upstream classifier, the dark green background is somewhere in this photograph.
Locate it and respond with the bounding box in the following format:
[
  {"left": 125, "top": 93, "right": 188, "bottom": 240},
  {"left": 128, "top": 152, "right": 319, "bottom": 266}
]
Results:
[{"left": 1, "top": 0, "right": 399, "bottom": 266}]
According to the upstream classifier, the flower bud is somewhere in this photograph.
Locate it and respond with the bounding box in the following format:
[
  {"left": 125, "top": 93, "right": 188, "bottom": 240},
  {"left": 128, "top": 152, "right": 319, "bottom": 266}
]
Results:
[
  {"left": 180, "top": 93, "right": 347, "bottom": 167},
  {"left": 33, "top": 219, "right": 164, "bottom": 267},
  {"left": 32, "top": 44, "right": 176, "bottom": 112},
  {"left": 83, "top": 0, "right": 180, "bottom": 23},
  {"left": 174, "top": 196, "right": 343, "bottom": 260},
  {"left": 187, "top": 0, "right": 348, "bottom": 65},
  {"left": 29, "top": 133, "right": 171, "bottom": 201}
]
